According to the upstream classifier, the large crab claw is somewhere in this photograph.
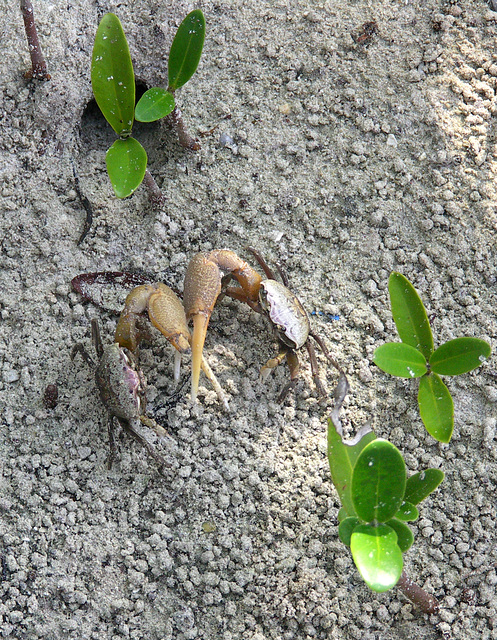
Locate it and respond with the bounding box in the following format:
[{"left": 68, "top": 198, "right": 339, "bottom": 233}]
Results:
[
  {"left": 183, "top": 250, "right": 262, "bottom": 402},
  {"left": 115, "top": 283, "right": 229, "bottom": 410}
]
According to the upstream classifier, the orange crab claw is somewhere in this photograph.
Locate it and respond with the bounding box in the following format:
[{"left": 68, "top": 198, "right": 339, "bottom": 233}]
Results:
[
  {"left": 183, "top": 254, "right": 223, "bottom": 402},
  {"left": 115, "top": 284, "right": 157, "bottom": 352},
  {"left": 147, "top": 284, "right": 191, "bottom": 354},
  {"left": 115, "top": 284, "right": 191, "bottom": 355},
  {"left": 115, "top": 280, "right": 230, "bottom": 409},
  {"left": 183, "top": 250, "right": 264, "bottom": 402}
]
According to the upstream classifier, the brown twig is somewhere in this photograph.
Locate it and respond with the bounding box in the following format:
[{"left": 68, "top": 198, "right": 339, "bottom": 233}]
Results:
[
  {"left": 20, "top": 0, "right": 50, "bottom": 80},
  {"left": 72, "top": 161, "right": 94, "bottom": 245},
  {"left": 169, "top": 106, "right": 200, "bottom": 150},
  {"left": 143, "top": 170, "right": 166, "bottom": 209},
  {"left": 396, "top": 571, "right": 439, "bottom": 614}
]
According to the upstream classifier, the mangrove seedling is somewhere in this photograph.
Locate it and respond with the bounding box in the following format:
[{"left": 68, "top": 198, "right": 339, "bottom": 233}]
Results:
[
  {"left": 373, "top": 272, "right": 491, "bottom": 443},
  {"left": 134, "top": 9, "right": 205, "bottom": 150},
  {"left": 328, "top": 374, "right": 443, "bottom": 612},
  {"left": 91, "top": 13, "right": 163, "bottom": 202},
  {"left": 20, "top": 0, "right": 50, "bottom": 80}
]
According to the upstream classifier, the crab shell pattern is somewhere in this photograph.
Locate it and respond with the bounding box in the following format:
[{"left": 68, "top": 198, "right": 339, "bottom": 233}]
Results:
[
  {"left": 95, "top": 343, "right": 147, "bottom": 422},
  {"left": 259, "top": 280, "right": 310, "bottom": 350}
]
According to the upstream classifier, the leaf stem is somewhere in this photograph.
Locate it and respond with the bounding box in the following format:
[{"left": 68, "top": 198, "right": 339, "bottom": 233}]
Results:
[
  {"left": 143, "top": 170, "right": 166, "bottom": 209},
  {"left": 396, "top": 571, "right": 439, "bottom": 614},
  {"left": 169, "top": 106, "right": 200, "bottom": 150},
  {"left": 20, "top": 0, "right": 50, "bottom": 80}
]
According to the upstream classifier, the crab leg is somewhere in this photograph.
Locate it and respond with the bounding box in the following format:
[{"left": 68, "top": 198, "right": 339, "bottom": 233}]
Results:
[
  {"left": 260, "top": 345, "right": 290, "bottom": 384},
  {"left": 183, "top": 250, "right": 262, "bottom": 402},
  {"left": 259, "top": 345, "right": 301, "bottom": 402},
  {"left": 277, "top": 350, "right": 301, "bottom": 403},
  {"left": 116, "top": 417, "right": 171, "bottom": 469}
]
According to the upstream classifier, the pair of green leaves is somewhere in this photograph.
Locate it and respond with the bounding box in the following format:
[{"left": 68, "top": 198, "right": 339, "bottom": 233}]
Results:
[
  {"left": 91, "top": 10, "right": 205, "bottom": 197},
  {"left": 373, "top": 273, "right": 491, "bottom": 442},
  {"left": 328, "top": 419, "right": 444, "bottom": 592}
]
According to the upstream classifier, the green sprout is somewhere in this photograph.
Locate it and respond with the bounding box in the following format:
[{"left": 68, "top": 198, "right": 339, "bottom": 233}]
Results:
[
  {"left": 91, "top": 13, "right": 147, "bottom": 199},
  {"left": 135, "top": 9, "right": 205, "bottom": 150},
  {"left": 373, "top": 273, "right": 491, "bottom": 443},
  {"left": 328, "top": 376, "right": 442, "bottom": 612},
  {"left": 91, "top": 10, "right": 205, "bottom": 200}
]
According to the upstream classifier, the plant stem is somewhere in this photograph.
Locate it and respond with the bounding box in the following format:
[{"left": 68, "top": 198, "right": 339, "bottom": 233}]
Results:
[
  {"left": 397, "top": 571, "right": 439, "bottom": 614},
  {"left": 169, "top": 106, "right": 200, "bottom": 150},
  {"left": 143, "top": 170, "right": 166, "bottom": 209},
  {"left": 20, "top": 0, "right": 50, "bottom": 80}
]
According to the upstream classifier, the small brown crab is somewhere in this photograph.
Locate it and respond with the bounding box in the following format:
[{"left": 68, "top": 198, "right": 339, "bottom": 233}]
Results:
[
  {"left": 182, "top": 247, "right": 341, "bottom": 402},
  {"left": 72, "top": 319, "right": 172, "bottom": 469},
  {"left": 113, "top": 282, "right": 229, "bottom": 410}
]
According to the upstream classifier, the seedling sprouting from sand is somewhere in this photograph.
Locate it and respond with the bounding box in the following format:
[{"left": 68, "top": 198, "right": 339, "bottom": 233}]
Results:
[
  {"left": 91, "top": 13, "right": 151, "bottom": 199},
  {"left": 134, "top": 9, "right": 205, "bottom": 150},
  {"left": 373, "top": 273, "right": 491, "bottom": 443},
  {"left": 20, "top": 0, "right": 50, "bottom": 80},
  {"left": 91, "top": 11, "right": 205, "bottom": 200},
  {"left": 328, "top": 374, "right": 442, "bottom": 612}
]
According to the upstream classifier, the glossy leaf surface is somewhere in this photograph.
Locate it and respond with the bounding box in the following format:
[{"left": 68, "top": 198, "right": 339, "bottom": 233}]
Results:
[
  {"left": 135, "top": 87, "right": 175, "bottom": 122},
  {"left": 337, "top": 506, "right": 348, "bottom": 523},
  {"left": 106, "top": 137, "right": 147, "bottom": 198},
  {"left": 389, "top": 272, "right": 434, "bottom": 360},
  {"left": 373, "top": 342, "right": 427, "bottom": 378},
  {"left": 351, "top": 440, "right": 406, "bottom": 523},
  {"left": 394, "top": 501, "right": 419, "bottom": 522},
  {"left": 350, "top": 523, "right": 403, "bottom": 592},
  {"left": 327, "top": 419, "right": 376, "bottom": 517},
  {"left": 430, "top": 337, "right": 491, "bottom": 376},
  {"left": 91, "top": 13, "right": 135, "bottom": 136},
  {"left": 168, "top": 9, "right": 205, "bottom": 91},
  {"left": 338, "top": 517, "right": 360, "bottom": 546},
  {"left": 385, "top": 518, "right": 414, "bottom": 552},
  {"left": 418, "top": 373, "right": 454, "bottom": 442},
  {"left": 404, "top": 469, "right": 445, "bottom": 505}
]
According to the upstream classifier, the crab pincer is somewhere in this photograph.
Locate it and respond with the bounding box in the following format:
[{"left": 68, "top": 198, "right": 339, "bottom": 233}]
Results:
[
  {"left": 115, "top": 282, "right": 229, "bottom": 410},
  {"left": 183, "top": 250, "right": 262, "bottom": 402},
  {"left": 183, "top": 248, "right": 341, "bottom": 403}
]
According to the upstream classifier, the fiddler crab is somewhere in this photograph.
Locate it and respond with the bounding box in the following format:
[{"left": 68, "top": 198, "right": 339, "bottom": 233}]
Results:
[
  {"left": 73, "top": 249, "right": 339, "bottom": 448},
  {"left": 113, "top": 281, "right": 230, "bottom": 410},
  {"left": 72, "top": 319, "right": 175, "bottom": 469},
  {"left": 179, "top": 247, "right": 342, "bottom": 403}
]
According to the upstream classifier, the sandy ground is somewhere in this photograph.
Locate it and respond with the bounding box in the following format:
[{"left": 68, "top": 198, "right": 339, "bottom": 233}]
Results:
[{"left": 1, "top": 0, "right": 497, "bottom": 638}]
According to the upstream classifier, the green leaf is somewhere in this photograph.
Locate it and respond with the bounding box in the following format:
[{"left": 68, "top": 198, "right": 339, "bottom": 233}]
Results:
[
  {"left": 373, "top": 343, "right": 427, "bottom": 378},
  {"left": 350, "top": 523, "right": 403, "bottom": 592},
  {"left": 388, "top": 272, "right": 434, "bottom": 360},
  {"left": 418, "top": 373, "right": 454, "bottom": 442},
  {"left": 327, "top": 419, "right": 376, "bottom": 517},
  {"left": 394, "top": 501, "right": 419, "bottom": 522},
  {"left": 351, "top": 440, "right": 406, "bottom": 523},
  {"left": 338, "top": 517, "right": 360, "bottom": 546},
  {"left": 385, "top": 518, "right": 414, "bottom": 552},
  {"left": 168, "top": 9, "right": 206, "bottom": 91},
  {"left": 430, "top": 337, "right": 491, "bottom": 376},
  {"left": 404, "top": 469, "right": 444, "bottom": 505},
  {"left": 135, "top": 87, "right": 175, "bottom": 122},
  {"left": 337, "top": 506, "right": 348, "bottom": 523},
  {"left": 91, "top": 13, "right": 135, "bottom": 136},
  {"left": 106, "top": 137, "right": 147, "bottom": 198}
]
